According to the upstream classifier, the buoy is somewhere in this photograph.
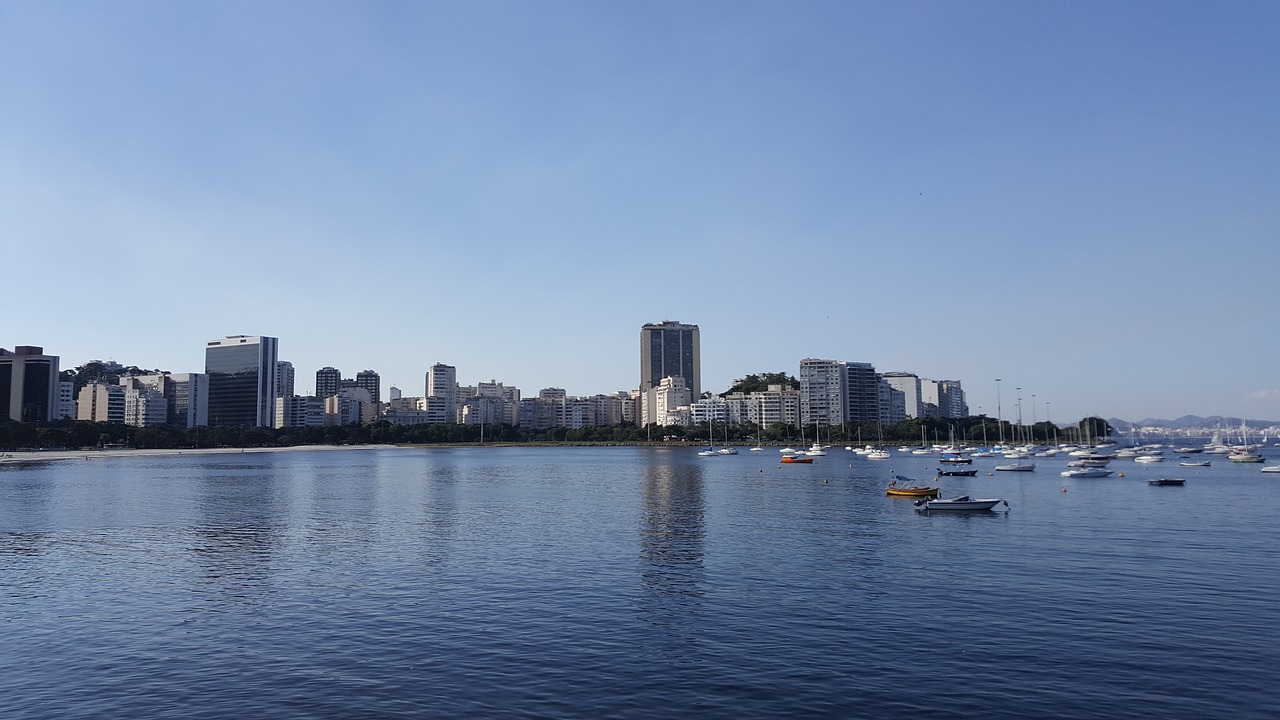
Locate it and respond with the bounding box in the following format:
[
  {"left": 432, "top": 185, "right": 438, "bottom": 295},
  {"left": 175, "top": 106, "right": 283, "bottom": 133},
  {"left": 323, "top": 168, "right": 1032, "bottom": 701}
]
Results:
[
  {"left": 824, "top": 479, "right": 829, "bottom": 484},
  {"left": 1118, "top": 472, "right": 1124, "bottom": 477},
  {"left": 988, "top": 472, "right": 994, "bottom": 476},
  {"left": 1062, "top": 487, "right": 1067, "bottom": 493}
]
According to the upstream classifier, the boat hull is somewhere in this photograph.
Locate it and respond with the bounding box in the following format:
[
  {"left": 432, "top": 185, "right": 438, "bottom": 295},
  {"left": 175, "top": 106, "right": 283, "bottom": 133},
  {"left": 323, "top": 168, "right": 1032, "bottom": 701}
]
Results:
[
  {"left": 915, "top": 497, "right": 1007, "bottom": 511},
  {"left": 886, "top": 487, "right": 939, "bottom": 498}
]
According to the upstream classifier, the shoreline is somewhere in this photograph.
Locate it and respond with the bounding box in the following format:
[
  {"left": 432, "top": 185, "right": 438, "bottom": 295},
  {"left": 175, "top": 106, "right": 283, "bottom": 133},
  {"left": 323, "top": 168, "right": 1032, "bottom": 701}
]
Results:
[
  {"left": 0, "top": 441, "right": 815, "bottom": 465},
  {"left": 0, "top": 444, "right": 401, "bottom": 465}
]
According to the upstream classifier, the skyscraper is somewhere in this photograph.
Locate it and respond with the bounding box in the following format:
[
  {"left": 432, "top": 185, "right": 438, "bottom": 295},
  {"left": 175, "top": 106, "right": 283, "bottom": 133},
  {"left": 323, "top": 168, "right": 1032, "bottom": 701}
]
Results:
[
  {"left": 356, "top": 369, "right": 381, "bottom": 406},
  {"left": 316, "top": 366, "right": 341, "bottom": 400},
  {"left": 844, "top": 362, "right": 881, "bottom": 423},
  {"left": 799, "top": 359, "right": 880, "bottom": 426},
  {"left": 426, "top": 363, "right": 457, "bottom": 421},
  {"left": 640, "top": 320, "right": 700, "bottom": 399},
  {"left": 205, "top": 335, "right": 279, "bottom": 427},
  {"left": 799, "top": 358, "right": 846, "bottom": 426},
  {"left": 277, "top": 361, "right": 295, "bottom": 398},
  {"left": 0, "top": 346, "right": 60, "bottom": 422},
  {"left": 881, "top": 372, "right": 923, "bottom": 419}
]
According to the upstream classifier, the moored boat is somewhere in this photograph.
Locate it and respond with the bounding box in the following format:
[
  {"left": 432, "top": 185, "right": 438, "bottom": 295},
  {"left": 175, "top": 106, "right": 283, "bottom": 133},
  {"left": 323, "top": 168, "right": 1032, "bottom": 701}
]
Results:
[
  {"left": 1061, "top": 468, "right": 1114, "bottom": 478},
  {"left": 994, "top": 462, "right": 1036, "bottom": 472},
  {"left": 914, "top": 495, "right": 1009, "bottom": 512},
  {"left": 886, "top": 476, "right": 939, "bottom": 498},
  {"left": 780, "top": 455, "right": 813, "bottom": 464},
  {"left": 1179, "top": 460, "right": 1210, "bottom": 467},
  {"left": 1147, "top": 478, "right": 1186, "bottom": 486},
  {"left": 1261, "top": 465, "right": 1280, "bottom": 473},
  {"left": 937, "top": 468, "right": 978, "bottom": 477}
]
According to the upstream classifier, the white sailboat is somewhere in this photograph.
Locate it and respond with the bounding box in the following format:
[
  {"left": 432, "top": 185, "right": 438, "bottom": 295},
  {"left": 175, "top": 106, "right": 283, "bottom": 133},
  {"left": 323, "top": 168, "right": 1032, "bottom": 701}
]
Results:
[{"left": 698, "top": 415, "right": 718, "bottom": 456}]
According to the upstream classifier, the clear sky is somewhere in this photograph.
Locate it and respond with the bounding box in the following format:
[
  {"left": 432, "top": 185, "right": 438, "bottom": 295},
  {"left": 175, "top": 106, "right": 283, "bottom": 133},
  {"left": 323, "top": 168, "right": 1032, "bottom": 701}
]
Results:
[{"left": 3, "top": 1, "right": 1277, "bottom": 423}]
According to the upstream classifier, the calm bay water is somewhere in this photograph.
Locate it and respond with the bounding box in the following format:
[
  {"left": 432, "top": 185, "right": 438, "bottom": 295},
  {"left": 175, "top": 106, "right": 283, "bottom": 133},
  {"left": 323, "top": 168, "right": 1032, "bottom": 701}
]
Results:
[{"left": 2, "top": 446, "right": 1277, "bottom": 719}]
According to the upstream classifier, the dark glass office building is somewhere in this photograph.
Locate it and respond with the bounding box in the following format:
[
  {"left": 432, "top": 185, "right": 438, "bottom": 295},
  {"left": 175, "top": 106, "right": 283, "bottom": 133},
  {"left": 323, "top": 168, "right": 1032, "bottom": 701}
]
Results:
[
  {"left": 0, "top": 346, "right": 60, "bottom": 423},
  {"left": 640, "top": 321, "right": 700, "bottom": 399},
  {"left": 205, "top": 336, "right": 279, "bottom": 427}
]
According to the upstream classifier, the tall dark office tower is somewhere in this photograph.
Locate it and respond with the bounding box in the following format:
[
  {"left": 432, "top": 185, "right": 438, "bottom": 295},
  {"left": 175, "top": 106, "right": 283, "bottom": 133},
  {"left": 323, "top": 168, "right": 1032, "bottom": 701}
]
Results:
[
  {"left": 844, "top": 362, "right": 881, "bottom": 423},
  {"left": 316, "top": 366, "right": 341, "bottom": 400},
  {"left": 640, "top": 321, "right": 700, "bottom": 399},
  {"left": 0, "top": 345, "right": 60, "bottom": 422},
  {"left": 356, "top": 370, "right": 381, "bottom": 406},
  {"left": 205, "top": 335, "right": 279, "bottom": 427}
]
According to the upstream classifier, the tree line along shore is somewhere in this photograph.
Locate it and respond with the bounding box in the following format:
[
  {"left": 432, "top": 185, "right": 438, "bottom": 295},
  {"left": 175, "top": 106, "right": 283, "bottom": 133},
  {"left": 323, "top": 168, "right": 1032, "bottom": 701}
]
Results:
[{"left": 0, "top": 416, "right": 1114, "bottom": 452}]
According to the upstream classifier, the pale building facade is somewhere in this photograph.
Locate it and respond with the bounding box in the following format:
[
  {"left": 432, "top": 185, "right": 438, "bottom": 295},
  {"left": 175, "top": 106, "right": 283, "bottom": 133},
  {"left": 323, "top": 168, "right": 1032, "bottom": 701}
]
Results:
[
  {"left": 641, "top": 376, "right": 692, "bottom": 427},
  {"left": 275, "top": 395, "right": 325, "bottom": 428},
  {"left": 881, "top": 372, "right": 923, "bottom": 420},
  {"left": 77, "top": 382, "right": 126, "bottom": 423}
]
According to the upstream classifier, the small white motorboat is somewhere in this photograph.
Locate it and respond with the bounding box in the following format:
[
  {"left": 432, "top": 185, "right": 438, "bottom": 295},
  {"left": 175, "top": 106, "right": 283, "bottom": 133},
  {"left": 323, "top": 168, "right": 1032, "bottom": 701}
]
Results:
[
  {"left": 1061, "top": 468, "right": 1115, "bottom": 478},
  {"left": 867, "top": 450, "right": 891, "bottom": 460},
  {"left": 717, "top": 447, "right": 738, "bottom": 455},
  {"left": 1179, "top": 460, "right": 1210, "bottom": 467},
  {"left": 994, "top": 462, "right": 1036, "bottom": 472},
  {"left": 914, "top": 495, "right": 1009, "bottom": 512},
  {"left": 1261, "top": 466, "right": 1280, "bottom": 473},
  {"left": 1134, "top": 455, "right": 1164, "bottom": 463}
]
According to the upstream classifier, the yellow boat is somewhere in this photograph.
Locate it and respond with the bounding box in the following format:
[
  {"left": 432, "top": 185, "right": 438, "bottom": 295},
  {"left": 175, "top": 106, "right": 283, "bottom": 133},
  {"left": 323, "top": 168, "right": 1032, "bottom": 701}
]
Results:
[{"left": 885, "top": 475, "right": 939, "bottom": 498}]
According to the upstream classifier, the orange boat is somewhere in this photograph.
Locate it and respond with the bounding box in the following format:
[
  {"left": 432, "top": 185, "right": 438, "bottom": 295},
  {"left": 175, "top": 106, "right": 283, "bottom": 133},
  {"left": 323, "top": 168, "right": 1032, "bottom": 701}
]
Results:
[
  {"left": 885, "top": 485, "right": 939, "bottom": 498},
  {"left": 885, "top": 475, "right": 939, "bottom": 497},
  {"left": 780, "top": 455, "right": 813, "bottom": 464}
]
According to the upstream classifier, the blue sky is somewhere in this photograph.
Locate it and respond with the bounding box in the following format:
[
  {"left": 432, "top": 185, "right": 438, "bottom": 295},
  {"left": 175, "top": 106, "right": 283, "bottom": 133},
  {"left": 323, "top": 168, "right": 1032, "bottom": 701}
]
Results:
[{"left": 3, "top": 1, "right": 1277, "bottom": 423}]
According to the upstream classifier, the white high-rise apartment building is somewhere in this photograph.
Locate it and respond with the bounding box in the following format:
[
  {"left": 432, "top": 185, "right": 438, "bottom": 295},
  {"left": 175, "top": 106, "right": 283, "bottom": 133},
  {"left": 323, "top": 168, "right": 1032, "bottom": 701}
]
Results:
[
  {"left": 642, "top": 376, "right": 691, "bottom": 427},
  {"left": 723, "top": 385, "right": 801, "bottom": 427},
  {"left": 922, "top": 379, "right": 968, "bottom": 419},
  {"left": 800, "top": 359, "right": 847, "bottom": 427},
  {"left": 276, "top": 395, "right": 324, "bottom": 428},
  {"left": 800, "top": 359, "right": 880, "bottom": 427},
  {"left": 57, "top": 380, "right": 76, "bottom": 420},
  {"left": 881, "top": 372, "right": 923, "bottom": 419},
  {"left": 879, "top": 378, "right": 906, "bottom": 424},
  {"left": 426, "top": 363, "right": 457, "bottom": 421}
]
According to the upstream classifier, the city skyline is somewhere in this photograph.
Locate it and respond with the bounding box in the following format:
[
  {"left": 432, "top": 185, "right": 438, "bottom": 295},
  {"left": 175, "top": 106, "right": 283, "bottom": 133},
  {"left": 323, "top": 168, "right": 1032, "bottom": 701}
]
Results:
[{"left": 4, "top": 3, "right": 1277, "bottom": 423}]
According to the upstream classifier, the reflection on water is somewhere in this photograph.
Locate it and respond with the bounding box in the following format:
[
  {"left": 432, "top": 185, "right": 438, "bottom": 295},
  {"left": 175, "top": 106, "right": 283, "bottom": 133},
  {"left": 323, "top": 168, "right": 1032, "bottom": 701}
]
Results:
[
  {"left": 415, "top": 461, "right": 460, "bottom": 568},
  {"left": 192, "top": 463, "right": 283, "bottom": 599},
  {"left": 639, "top": 460, "right": 705, "bottom": 659}
]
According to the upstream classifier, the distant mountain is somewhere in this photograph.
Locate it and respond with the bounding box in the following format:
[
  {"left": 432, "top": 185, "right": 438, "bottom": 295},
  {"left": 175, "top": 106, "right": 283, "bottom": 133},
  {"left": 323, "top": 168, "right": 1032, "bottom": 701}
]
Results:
[{"left": 1109, "top": 415, "right": 1279, "bottom": 430}]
